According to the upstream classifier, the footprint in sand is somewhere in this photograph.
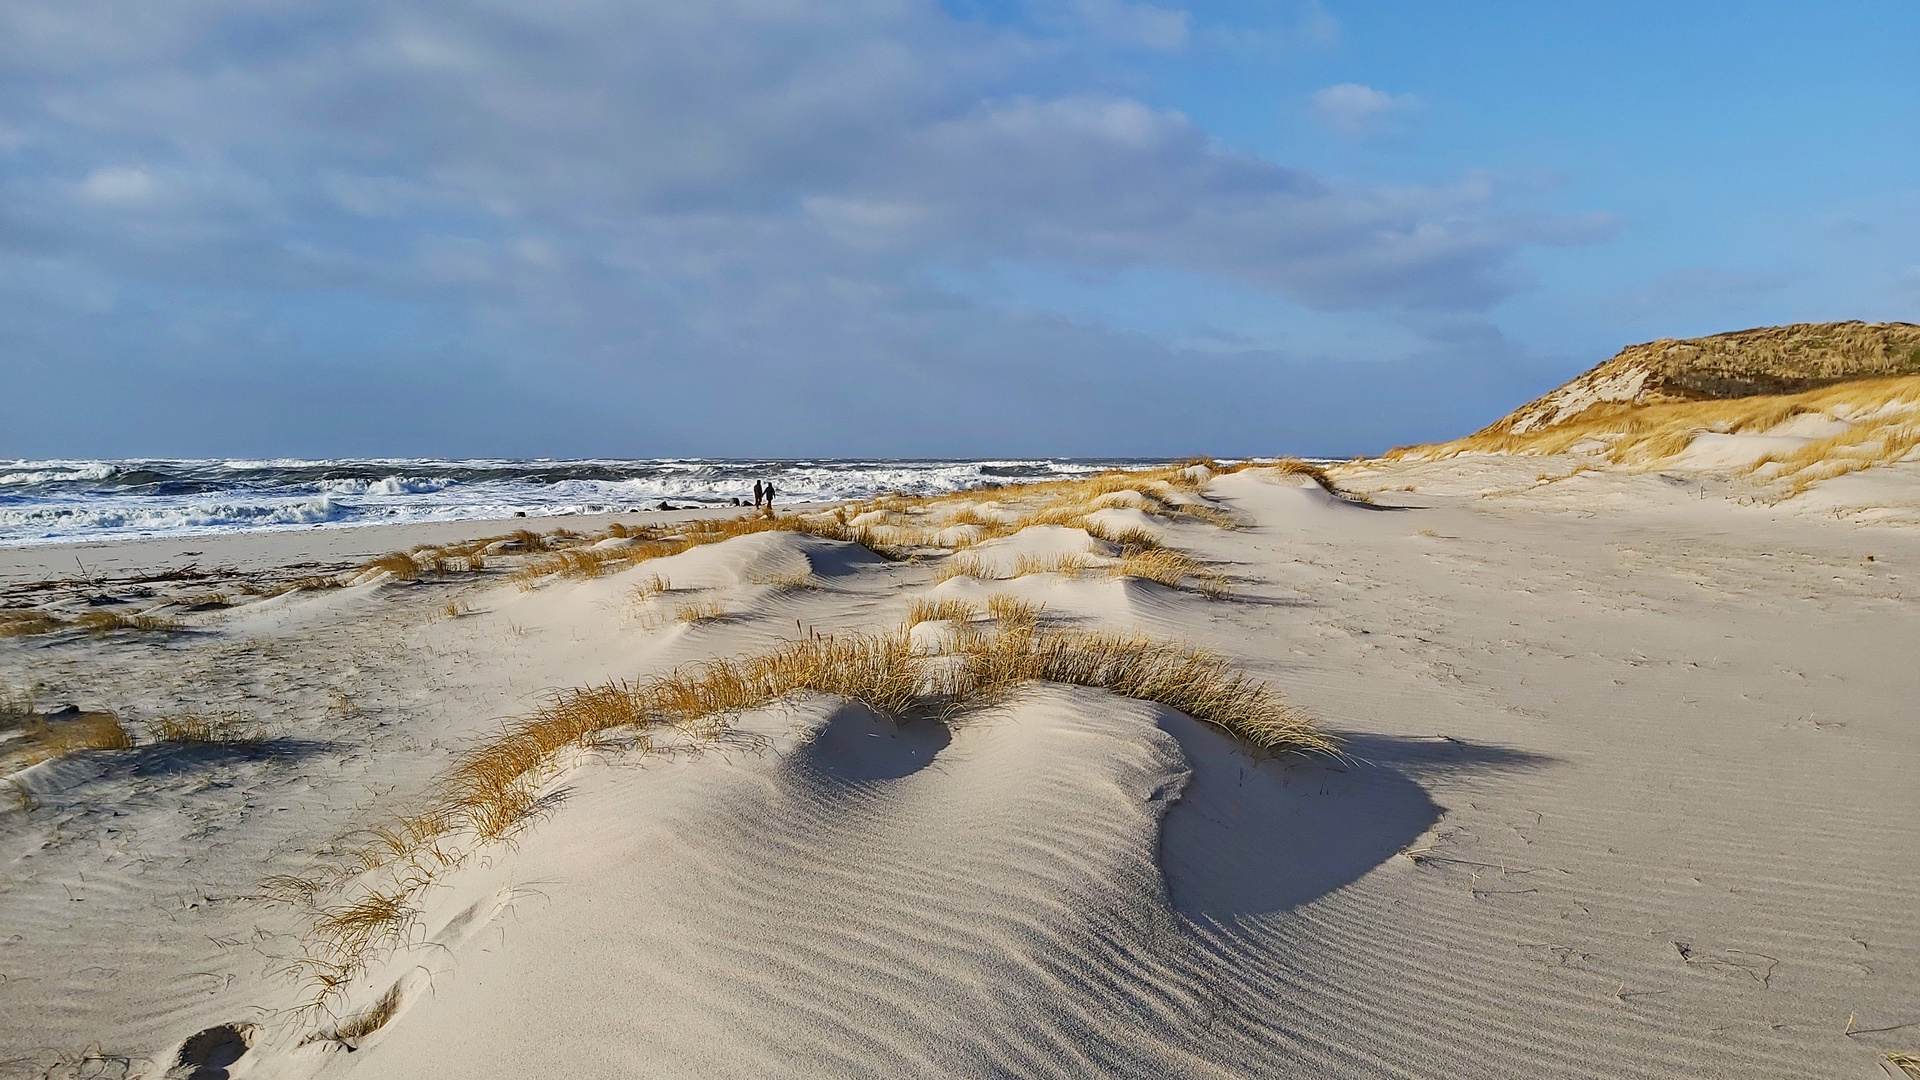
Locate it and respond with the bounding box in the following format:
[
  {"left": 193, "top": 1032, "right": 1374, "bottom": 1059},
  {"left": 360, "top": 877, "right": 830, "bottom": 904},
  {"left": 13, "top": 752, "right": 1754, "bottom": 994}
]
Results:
[{"left": 164, "top": 1022, "right": 254, "bottom": 1080}]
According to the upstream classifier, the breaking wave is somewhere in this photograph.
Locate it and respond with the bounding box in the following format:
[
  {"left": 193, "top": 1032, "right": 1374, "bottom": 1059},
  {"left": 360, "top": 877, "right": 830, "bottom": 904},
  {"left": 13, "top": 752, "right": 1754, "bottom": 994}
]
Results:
[{"left": 0, "top": 458, "right": 1150, "bottom": 546}]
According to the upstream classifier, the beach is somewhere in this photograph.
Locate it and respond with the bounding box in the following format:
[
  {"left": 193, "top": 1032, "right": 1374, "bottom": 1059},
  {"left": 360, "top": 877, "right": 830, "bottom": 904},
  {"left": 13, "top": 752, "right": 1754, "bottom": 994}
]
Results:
[{"left": 2, "top": 459, "right": 1916, "bottom": 1079}]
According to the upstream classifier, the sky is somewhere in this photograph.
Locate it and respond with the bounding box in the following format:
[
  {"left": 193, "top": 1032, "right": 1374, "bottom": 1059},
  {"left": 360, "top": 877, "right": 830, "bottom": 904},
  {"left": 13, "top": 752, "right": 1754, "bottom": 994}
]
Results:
[{"left": 2, "top": 0, "right": 1915, "bottom": 459}]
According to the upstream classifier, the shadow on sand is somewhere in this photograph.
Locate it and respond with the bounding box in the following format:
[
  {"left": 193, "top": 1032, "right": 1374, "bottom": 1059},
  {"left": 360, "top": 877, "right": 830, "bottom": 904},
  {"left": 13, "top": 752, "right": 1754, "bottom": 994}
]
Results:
[
  {"left": 779, "top": 703, "right": 951, "bottom": 785},
  {"left": 121, "top": 736, "right": 335, "bottom": 777},
  {"left": 1156, "top": 715, "right": 1551, "bottom": 921}
]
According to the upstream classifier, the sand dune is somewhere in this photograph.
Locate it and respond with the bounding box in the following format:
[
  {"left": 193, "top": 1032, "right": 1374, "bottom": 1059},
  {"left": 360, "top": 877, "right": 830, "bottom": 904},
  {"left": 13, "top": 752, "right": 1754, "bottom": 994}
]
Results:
[{"left": 2, "top": 464, "right": 1917, "bottom": 1078}]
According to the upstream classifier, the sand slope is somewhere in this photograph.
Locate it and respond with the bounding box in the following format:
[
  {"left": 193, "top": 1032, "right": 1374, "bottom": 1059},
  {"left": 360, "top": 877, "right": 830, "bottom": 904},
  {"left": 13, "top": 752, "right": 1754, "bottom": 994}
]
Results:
[{"left": 3, "top": 466, "right": 1917, "bottom": 1079}]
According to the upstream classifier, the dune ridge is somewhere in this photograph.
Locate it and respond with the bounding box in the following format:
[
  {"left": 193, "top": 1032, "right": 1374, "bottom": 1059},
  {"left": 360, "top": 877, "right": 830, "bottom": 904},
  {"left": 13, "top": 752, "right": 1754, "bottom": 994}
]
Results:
[
  {"left": 2, "top": 462, "right": 1916, "bottom": 1079},
  {"left": 1379, "top": 322, "right": 1920, "bottom": 510}
]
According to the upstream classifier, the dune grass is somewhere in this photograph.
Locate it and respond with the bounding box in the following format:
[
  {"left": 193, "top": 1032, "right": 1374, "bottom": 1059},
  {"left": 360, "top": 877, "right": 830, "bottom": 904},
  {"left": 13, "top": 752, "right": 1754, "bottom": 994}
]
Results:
[
  {"left": 631, "top": 573, "right": 672, "bottom": 602},
  {"left": 984, "top": 594, "right": 1043, "bottom": 631},
  {"left": 931, "top": 539, "right": 1220, "bottom": 594},
  {"left": 1108, "top": 548, "right": 1205, "bottom": 587},
  {"left": 1011, "top": 553, "right": 1091, "bottom": 578},
  {"left": 147, "top": 713, "right": 263, "bottom": 745},
  {"left": 0, "top": 611, "right": 65, "bottom": 637},
  {"left": 75, "top": 611, "right": 181, "bottom": 635},
  {"left": 1391, "top": 373, "right": 1920, "bottom": 496},
  {"left": 485, "top": 459, "right": 1279, "bottom": 601},
  {"left": 904, "top": 597, "right": 980, "bottom": 628},
  {"left": 508, "top": 512, "right": 888, "bottom": 591},
  {"left": 1084, "top": 521, "right": 1164, "bottom": 551},
  {"left": 934, "top": 555, "right": 990, "bottom": 583},
  {"left": 304, "top": 981, "right": 404, "bottom": 1049},
  {"left": 1, "top": 699, "right": 132, "bottom": 775},
  {"left": 747, "top": 569, "right": 816, "bottom": 591},
  {"left": 937, "top": 552, "right": 1093, "bottom": 583},
  {"left": 1, "top": 609, "right": 180, "bottom": 637},
  {"left": 673, "top": 601, "right": 727, "bottom": 624},
  {"left": 360, "top": 553, "right": 422, "bottom": 582},
  {"left": 961, "top": 627, "right": 1327, "bottom": 753},
  {"left": 1264, "top": 457, "right": 1368, "bottom": 502},
  {"left": 428, "top": 622, "right": 1323, "bottom": 850},
  {"left": 270, "top": 619, "right": 1328, "bottom": 1017}
]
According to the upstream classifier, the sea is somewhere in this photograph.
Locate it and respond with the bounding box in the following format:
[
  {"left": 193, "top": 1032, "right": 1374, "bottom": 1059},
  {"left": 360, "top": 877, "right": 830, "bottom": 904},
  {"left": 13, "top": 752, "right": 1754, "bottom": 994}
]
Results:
[{"left": 0, "top": 458, "right": 1164, "bottom": 547}]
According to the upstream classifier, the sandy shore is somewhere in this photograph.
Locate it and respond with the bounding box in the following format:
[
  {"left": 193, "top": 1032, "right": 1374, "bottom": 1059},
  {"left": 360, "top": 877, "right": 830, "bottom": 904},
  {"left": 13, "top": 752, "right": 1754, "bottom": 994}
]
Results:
[
  {"left": 2, "top": 462, "right": 1915, "bottom": 1079},
  {"left": 0, "top": 506, "right": 781, "bottom": 586}
]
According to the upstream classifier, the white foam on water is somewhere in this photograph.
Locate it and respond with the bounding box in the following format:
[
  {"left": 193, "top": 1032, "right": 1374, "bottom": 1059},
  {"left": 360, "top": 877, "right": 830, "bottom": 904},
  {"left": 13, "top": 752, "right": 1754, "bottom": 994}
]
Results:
[{"left": 0, "top": 457, "right": 1148, "bottom": 546}]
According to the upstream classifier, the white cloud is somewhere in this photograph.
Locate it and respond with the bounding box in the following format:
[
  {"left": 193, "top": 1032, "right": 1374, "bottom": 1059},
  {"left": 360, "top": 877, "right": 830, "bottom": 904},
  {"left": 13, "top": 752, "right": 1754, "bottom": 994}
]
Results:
[
  {"left": 0, "top": 0, "right": 1615, "bottom": 455},
  {"left": 1072, "top": 0, "right": 1190, "bottom": 50},
  {"left": 74, "top": 164, "right": 155, "bottom": 206},
  {"left": 1310, "top": 83, "right": 1421, "bottom": 138}
]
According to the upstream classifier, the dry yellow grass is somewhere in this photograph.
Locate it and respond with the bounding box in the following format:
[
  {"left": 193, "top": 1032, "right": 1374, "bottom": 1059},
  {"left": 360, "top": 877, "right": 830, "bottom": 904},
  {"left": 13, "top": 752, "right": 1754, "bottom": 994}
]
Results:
[
  {"left": 1109, "top": 548, "right": 1229, "bottom": 598},
  {"left": 360, "top": 553, "right": 421, "bottom": 581},
  {"left": 490, "top": 462, "right": 1264, "bottom": 599},
  {"left": 304, "top": 981, "right": 403, "bottom": 1049},
  {"left": 631, "top": 574, "right": 672, "bottom": 602},
  {"left": 984, "top": 594, "right": 1043, "bottom": 631},
  {"left": 0, "top": 610, "right": 64, "bottom": 637},
  {"left": 1265, "top": 457, "right": 1366, "bottom": 502},
  {"left": 1109, "top": 548, "right": 1202, "bottom": 587},
  {"left": 431, "top": 623, "right": 1323, "bottom": 850},
  {"left": 673, "top": 601, "right": 727, "bottom": 624},
  {"left": 512, "top": 539, "right": 694, "bottom": 590},
  {"left": 829, "top": 462, "right": 1255, "bottom": 542},
  {"left": 935, "top": 554, "right": 991, "bottom": 583},
  {"left": 509, "top": 513, "right": 888, "bottom": 594},
  {"left": 747, "top": 569, "right": 816, "bottom": 590},
  {"left": 1, "top": 704, "right": 132, "bottom": 774},
  {"left": 952, "top": 626, "right": 1333, "bottom": 754},
  {"left": 1392, "top": 374, "right": 1920, "bottom": 496},
  {"left": 942, "top": 505, "right": 1001, "bottom": 527},
  {"left": 1885, "top": 1052, "right": 1920, "bottom": 1078},
  {"left": 148, "top": 713, "right": 262, "bottom": 745},
  {"left": 74, "top": 611, "right": 180, "bottom": 635},
  {"left": 904, "top": 597, "right": 979, "bottom": 628},
  {"left": 272, "top": 620, "right": 1328, "bottom": 1016},
  {"left": 1011, "top": 553, "right": 1090, "bottom": 578},
  {"left": 930, "top": 535, "right": 1217, "bottom": 592},
  {"left": 435, "top": 600, "right": 473, "bottom": 621},
  {"left": 1084, "top": 520, "right": 1164, "bottom": 551},
  {"left": 938, "top": 552, "right": 1091, "bottom": 582},
  {"left": 1484, "top": 321, "right": 1920, "bottom": 439},
  {"left": 304, "top": 885, "right": 418, "bottom": 980}
]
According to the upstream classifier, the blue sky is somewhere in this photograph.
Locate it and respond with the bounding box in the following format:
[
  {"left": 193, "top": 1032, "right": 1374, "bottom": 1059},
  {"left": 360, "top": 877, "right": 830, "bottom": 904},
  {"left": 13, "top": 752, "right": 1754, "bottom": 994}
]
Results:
[{"left": 2, "top": 0, "right": 1914, "bottom": 458}]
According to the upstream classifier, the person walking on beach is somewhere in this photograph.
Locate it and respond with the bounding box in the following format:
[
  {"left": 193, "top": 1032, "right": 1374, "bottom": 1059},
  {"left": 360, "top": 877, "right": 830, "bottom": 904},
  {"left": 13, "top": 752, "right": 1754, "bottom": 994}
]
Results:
[
  {"left": 753, "top": 480, "right": 764, "bottom": 507},
  {"left": 764, "top": 481, "right": 777, "bottom": 512}
]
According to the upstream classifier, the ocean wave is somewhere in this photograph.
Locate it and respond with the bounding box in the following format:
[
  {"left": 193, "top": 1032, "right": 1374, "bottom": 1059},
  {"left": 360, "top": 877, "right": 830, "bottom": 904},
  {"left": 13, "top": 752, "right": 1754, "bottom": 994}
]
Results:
[
  {"left": 0, "top": 497, "right": 347, "bottom": 536},
  {"left": 317, "top": 475, "right": 456, "bottom": 496},
  {"left": 0, "top": 461, "right": 122, "bottom": 486},
  {"left": 0, "top": 457, "right": 1158, "bottom": 546}
]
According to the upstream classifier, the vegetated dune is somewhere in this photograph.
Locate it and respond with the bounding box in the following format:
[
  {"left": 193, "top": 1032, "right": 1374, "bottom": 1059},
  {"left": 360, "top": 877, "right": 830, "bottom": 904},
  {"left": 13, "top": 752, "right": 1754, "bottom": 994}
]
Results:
[
  {"left": 1386, "top": 321, "right": 1920, "bottom": 501},
  {"left": 1479, "top": 321, "right": 1920, "bottom": 437},
  {"left": 4, "top": 459, "right": 1917, "bottom": 1080}
]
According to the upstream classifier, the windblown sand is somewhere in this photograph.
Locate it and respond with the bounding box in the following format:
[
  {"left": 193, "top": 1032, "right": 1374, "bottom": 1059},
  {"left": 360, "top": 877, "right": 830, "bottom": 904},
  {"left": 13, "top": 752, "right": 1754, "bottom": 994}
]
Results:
[{"left": 2, "top": 464, "right": 1915, "bottom": 1079}]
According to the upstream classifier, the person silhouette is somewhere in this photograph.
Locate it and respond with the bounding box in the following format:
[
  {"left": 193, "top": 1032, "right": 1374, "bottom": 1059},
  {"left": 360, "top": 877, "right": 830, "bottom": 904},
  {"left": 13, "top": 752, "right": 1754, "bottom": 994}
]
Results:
[
  {"left": 764, "top": 482, "right": 777, "bottom": 511},
  {"left": 753, "top": 480, "right": 764, "bottom": 507}
]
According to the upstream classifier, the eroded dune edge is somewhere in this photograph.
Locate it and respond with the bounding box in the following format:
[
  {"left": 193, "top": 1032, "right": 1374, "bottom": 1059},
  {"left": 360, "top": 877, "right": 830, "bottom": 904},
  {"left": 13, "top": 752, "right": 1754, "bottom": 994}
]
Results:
[{"left": 3, "top": 459, "right": 1917, "bottom": 1079}]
